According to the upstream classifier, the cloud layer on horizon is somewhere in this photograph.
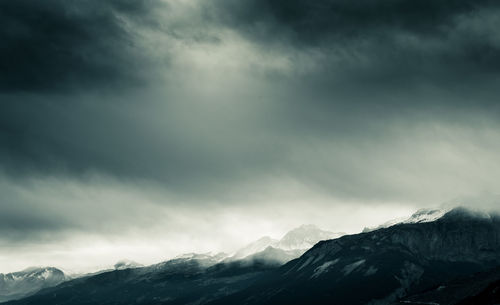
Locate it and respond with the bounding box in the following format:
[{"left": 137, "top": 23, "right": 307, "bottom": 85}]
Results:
[{"left": 1, "top": 0, "right": 500, "bottom": 272}]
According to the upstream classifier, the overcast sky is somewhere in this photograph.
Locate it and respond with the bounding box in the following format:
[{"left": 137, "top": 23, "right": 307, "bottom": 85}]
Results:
[{"left": 1, "top": 0, "right": 500, "bottom": 273}]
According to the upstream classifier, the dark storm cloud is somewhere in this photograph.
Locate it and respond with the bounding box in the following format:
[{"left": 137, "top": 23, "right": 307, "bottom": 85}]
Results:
[
  {"left": 0, "top": 0, "right": 499, "bottom": 204},
  {"left": 207, "top": 0, "right": 500, "bottom": 94},
  {"left": 210, "top": 0, "right": 494, "bottom": 44},
  {"left": 0, "top": 0, "right": 159, "bottom": 92},
  {"left": 0, "top": 91, "right": 288, "bottom": 196},
  {"left": 2, "top": 2, "right": 500, "bottom": 272}
]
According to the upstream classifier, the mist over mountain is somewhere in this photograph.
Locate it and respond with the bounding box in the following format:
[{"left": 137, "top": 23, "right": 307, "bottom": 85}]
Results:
[
  {"left": 214, "top": 207, "right": 500, "bottom": 305},
  {"left": 230, "top": 224, "right": 343, "bottom": 262},
  {"left": 276, "top": 224, "right": 344, "bottom": 251},
  {"left": 363, "top": 208, "right": 450, "bottom": 232},
  {"left": 231, "top": 237, "right": 279, "bottom": 260},
  {"left": 2, "top": 0, "right": 500, "bottom": 303},
  {"left": 114, "top": 260, "right": 143, "bottom": 271},
  {"left": 0, "top": 224, "right": 337, "bottom": 303},
  {"left": 4, "top": 207, "right": 500, "bottom": 305}
]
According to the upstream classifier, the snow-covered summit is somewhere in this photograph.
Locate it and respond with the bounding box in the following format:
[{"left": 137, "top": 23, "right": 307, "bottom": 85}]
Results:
[
  {"left": 232, "top": 236, "right": 279, "bottom": 260},
  {"left": 174, "top": 252, "right": 228, "bottom": 262},
  {"left": 363, "top": 207, "right": 451, "bottom": 232},
  {"left": 1, "top": 267, "right": 65, "bottom": 282},
  {"left": 0, "top": 267, "right": 66, "bottom": 302},
  {"left": 114, "top": 259, "right": 143, "bottom": 270},
  {"left": 403, "top": 208, "right": 449, "bottom": 224},
  {"left": 229, "top": 224, "right": 344, "bottom": 263},
  {"left": 362, "top": 206, "right": 498, "bottom": 233},
  {"left": 277, "top": 224, "right": 343, "bottom": 251}
]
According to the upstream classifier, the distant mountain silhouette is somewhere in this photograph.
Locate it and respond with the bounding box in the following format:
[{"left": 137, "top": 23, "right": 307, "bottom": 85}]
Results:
[
  {"left": 229, "top": 224, "right": 343, "bottom": 262},
  {"left": 5, "top": 207, "right": 500, "bottom": 305}
]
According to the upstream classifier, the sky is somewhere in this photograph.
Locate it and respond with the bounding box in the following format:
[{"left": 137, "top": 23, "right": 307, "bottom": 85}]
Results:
[{"left": 1, "top": 0, "right": 500, "bottom": 274}]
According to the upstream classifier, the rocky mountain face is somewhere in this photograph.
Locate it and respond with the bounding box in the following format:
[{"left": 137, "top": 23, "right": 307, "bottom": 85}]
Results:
[
  {"left": 1, "top": 254, "right": 278, "bottom": 305},
  {"left": 397, "top": 266, "right": 500, "bottom": 305},
  {"left": 5, "top": 207, "right": 500, "bottom": 305},
  {"left": 209, "top": 207, "right": 500, "bottom": 305},
  {"left": 0, "top": 267, "right": 66, "bottom": 303},
  {"left": 0, "top": 224, "right": 340, "bottom": 305}
]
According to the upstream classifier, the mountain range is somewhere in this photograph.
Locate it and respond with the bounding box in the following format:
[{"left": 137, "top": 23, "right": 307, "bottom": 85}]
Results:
[
  {"left": 0, "top": 267, "right": 65, "bottom": 303},
  {"left": 0, "top": 224, "right": 339, "bottom": 303},
  {"left": 3, "top": 207, "right": 500, "bottom": 305},
  {"left": 229, "top": 224, "right": 343, "bottom": 263}
]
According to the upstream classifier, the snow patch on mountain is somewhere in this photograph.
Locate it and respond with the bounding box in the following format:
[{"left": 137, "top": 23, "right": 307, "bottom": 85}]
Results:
[
  {"left": 297, "top": 256, "right": 314, "bottom": 271},
  {"left": 0, "top": 267, "right": 66, "bottom": 302},
  {"left": 364, "top": 266, "right": 378, "bottom": 276},
  {"left": 277, "top": 224, "right": 343, "bottom": 251},
  {"left": 403, "top": 208, "right": 448, "bottom": 224},
  {"left": 363, "top": 208, "right": 451, "bottom": 232},
  {"left": 114, "top": 259, "right": 143, "bottom": 270},
  {"left": 311, "top": 259, "right": 339, "bottom": 278},
  {"left": 228, "top": 225, "right": 344, "bottom": 265},
  {"left": 342, "top": 259, "right": 366, "bottom": 275}
]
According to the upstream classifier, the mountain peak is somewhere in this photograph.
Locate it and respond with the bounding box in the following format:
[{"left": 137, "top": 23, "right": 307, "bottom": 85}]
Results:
[
  {"left": 0, "top": 267, "right": 66, "bottom": 303},
  {"left": 229, "top": 225, "right": 343, "bottom": 262},
  {"left": 296, "top": 224, "right": 320, "bottom": 230},
  {"left": 440, "top": 206, "right": 496, "bottom": 222},
  {"left": 231, "top": 236, "right": 279, "bottom": 260},
  {"left": 363, "top": 207, "right": 450, "bottom": 232},
  {"left": 405, "top": 208, "right": 448, "bottom": 223},
  {"left": 277, "top": 224, "right": 343, "bottom": 251},
  {"left": 114, "top": 259, "right": 143, "bottom": 270}
]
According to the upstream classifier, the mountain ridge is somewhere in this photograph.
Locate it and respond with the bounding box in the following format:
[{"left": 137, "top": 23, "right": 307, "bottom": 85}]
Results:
[
  {"left": 229, "top": 224, "right": 344, "bottom": 262},
  {"left": 5, "top": 207, "right": 500, "bottom": 305},
  {"left": 208, "top": 207, "right": 500, "bottom": 305},
  {"left": 0, "top": 267, "right": 66, "bottom": 303}
]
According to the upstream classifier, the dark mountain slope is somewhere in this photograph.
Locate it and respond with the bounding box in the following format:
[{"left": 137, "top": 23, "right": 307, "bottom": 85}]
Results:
[
  {"left": 3, "top": 256, "right": 278, "bottom": 305},
  {"left": 5, "top": 207, "right": 500, "bottom": 305},
  {"left": 457, "top": 278, "right": 500, "bottom": 305},
  {"left": 209, "top": 208, "right": 500, "bottom": 305},
  {"left": 396, "top": 266, "right": 500, "bottom": 305},
  {"left": 0, "top": 267, "right": 66, "bottom": 303}
]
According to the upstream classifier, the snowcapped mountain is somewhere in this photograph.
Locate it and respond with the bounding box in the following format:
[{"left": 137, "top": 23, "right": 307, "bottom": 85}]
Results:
[
  {"left": 114, "top": 259, "right": 143, "bottom": 270},
  {"left": 142, "top": 251, "right": 229, "bottom": 274},
  {"left": 242, "top": 246, "right": 304, "bottom": 266},
  {"left": 6, "top": 207, "right": 500, "bottom": 305},
  {"left": 212, "top": 207, "right": 500, "bottom": 305},
  {"left": 230, "top": 224, "right": 343, "bottom": 263},
  {"left": 363, "top": 207, "right": 451, "bottom": 232},
  {"left": 174, "top": 252, "right": 228, "bottom": 262},
  {"left": 276, "top": 224, "right": 343, "bottom": 250},
  {"left": 0, "top": 267, "right": 66, "bottom": 302},
  {"left": 402, "top": 208, "right": 448, "bottom": 223},
  {"left": 231, "top": 236, "right": 279, "bottom": 260}
]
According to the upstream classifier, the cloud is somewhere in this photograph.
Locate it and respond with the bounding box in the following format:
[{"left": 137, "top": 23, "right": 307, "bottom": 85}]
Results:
[
  {"left": 1, "top": 1, "right": 500, "bottom": 273},
  {"left": 0, "top": 170, "right": 418, "bottom": 273},
  {"left": 1, "top": 0, "right": 499, "bottom": 199},
  {"left": 0, "top": 0, "right": 161, "bottom": 93},
  {"left": 205, "top": 0, "right": 500, "bottom": 95},
  {"left": 209, "top": 0, "right": 494, "bottom": 44}
]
